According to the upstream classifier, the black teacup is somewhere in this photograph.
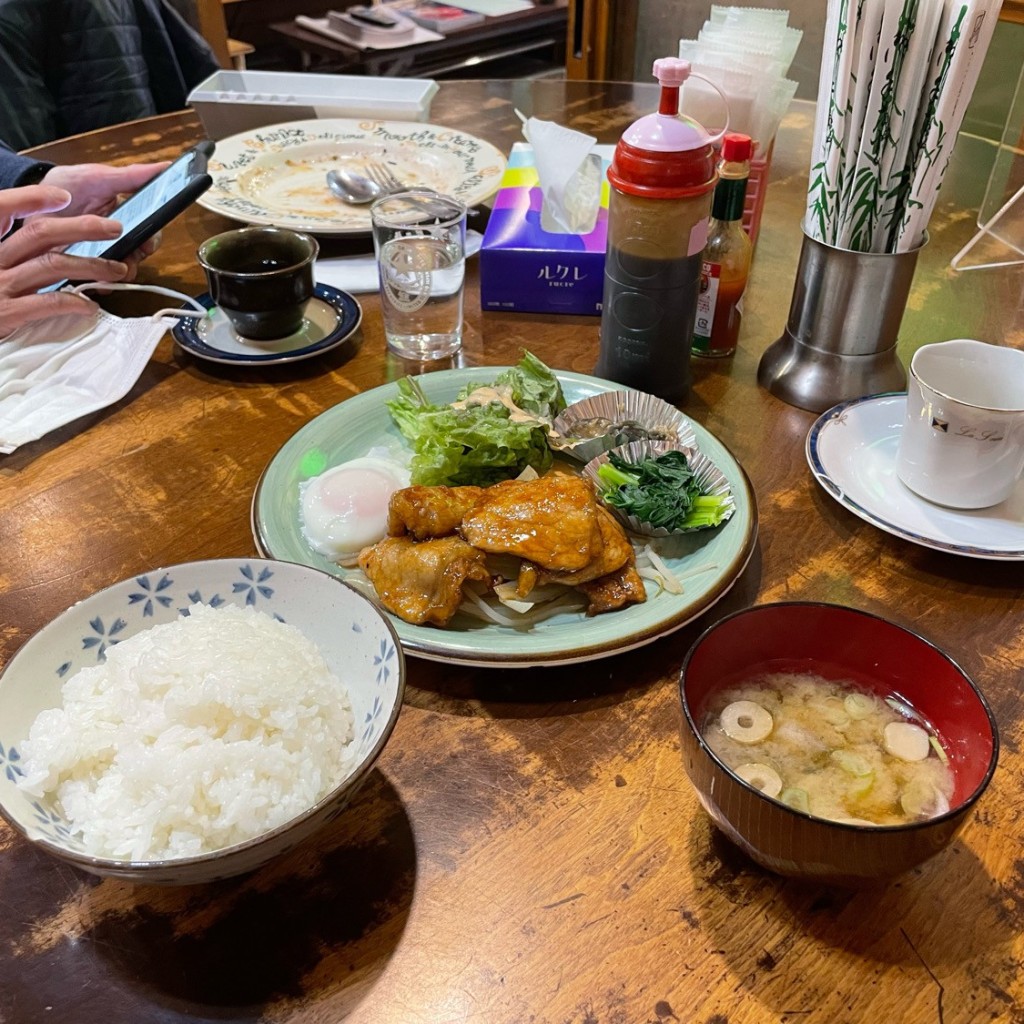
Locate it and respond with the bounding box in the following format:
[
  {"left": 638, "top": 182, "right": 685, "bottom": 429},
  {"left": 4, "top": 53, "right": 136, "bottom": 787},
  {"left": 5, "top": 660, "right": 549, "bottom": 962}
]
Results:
[{"left": 197, "top": 227, "right": 319, "bottom": 341}]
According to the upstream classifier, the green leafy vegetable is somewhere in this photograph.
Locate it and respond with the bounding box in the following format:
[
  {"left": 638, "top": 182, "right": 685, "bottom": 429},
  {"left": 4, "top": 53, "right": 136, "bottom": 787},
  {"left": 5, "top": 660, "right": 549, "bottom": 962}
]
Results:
[
  {"left": 386, "top": 352, "right": 565, "bottom": 486},
  {"left": 457, "top": 350, "right": 566, "bottom": 421},
  {"left": 596, "top": 450, "right": 730, "bottom": 531}
]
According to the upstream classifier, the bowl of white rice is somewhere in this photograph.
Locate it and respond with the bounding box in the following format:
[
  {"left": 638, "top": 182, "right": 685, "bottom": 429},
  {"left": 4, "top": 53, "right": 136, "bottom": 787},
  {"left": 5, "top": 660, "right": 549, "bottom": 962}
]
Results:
[{"left": 0, "top": 558, "right": 404, "bottom": 884}]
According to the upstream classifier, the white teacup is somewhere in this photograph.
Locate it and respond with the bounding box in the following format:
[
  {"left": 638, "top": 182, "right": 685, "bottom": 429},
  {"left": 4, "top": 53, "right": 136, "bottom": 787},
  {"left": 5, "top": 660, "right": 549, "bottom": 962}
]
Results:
[{"left": 895, "top": 339, "right": 1024, "bottom": 509}]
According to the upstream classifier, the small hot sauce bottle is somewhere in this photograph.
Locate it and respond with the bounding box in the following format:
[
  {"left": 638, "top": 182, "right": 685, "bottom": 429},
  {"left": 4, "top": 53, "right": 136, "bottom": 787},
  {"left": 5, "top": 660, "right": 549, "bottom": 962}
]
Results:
[{"left": 692, "top": 132, "right": 753, "bottom": 358}]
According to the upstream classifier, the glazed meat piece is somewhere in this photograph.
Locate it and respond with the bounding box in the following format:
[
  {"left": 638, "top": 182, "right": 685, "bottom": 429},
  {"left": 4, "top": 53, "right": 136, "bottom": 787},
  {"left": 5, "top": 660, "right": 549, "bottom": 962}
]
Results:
[
  {"left": 358, "top": 535, "right": 490, "bottom": 626},
  {"left": 387, "top": 485, "right": 485, "bottom": 540},
  {"left": 459, "top": 473, "right": 603, "bottom": 571},
  {"left": 577, "top": 554, "right": 647, "bottom": 616},
  {"left": 515, "top": 561, "right": 539, "bottom": 599},
  {"left": 535, "top": 507, "right": 633, "bottom": 586}
]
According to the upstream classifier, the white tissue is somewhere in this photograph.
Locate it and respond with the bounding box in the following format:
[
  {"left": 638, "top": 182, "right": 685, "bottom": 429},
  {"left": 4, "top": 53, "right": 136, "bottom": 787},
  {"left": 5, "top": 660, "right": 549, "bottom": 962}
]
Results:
[
  {"left": 316, "top": 230, "right": 483, "bottom": 293},
  {"left": 0, "top": 309, "right": 170, "bottom": 454},
  {"left": 522, "top": 117, "right": 601, "bottom": 235}
]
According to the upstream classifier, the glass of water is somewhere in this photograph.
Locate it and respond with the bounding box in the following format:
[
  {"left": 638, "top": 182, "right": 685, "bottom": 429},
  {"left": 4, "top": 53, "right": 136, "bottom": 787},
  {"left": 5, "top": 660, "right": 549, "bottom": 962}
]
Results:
[{"left": 370, "top": 190, "right": 467, "bottom": 360}]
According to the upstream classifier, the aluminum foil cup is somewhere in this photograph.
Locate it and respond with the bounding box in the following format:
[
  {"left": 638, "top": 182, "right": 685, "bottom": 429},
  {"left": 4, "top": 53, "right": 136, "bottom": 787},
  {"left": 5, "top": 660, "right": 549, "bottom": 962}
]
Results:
[
  {"left": 583, "top": 439, "right": 736, "bottom": 537},
  {"left": 549, "top": 391, "right": 697, "bottom": 464}
]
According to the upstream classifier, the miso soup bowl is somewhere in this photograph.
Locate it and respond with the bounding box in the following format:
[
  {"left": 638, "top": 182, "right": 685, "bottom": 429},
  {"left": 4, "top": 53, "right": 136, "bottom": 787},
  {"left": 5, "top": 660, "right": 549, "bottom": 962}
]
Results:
[{"left": 679, "top": 602, "right": 998, "bottom": 886}]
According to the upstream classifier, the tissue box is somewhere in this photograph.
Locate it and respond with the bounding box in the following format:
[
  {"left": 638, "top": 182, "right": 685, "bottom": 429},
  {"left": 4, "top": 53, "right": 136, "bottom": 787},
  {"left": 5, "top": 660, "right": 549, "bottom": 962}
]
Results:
[
  {"left": 480, "top": 143, "right": 613, "bottom": 317},
  {"left": 188, "top": 71, "right": 438, "bottom": 140}
]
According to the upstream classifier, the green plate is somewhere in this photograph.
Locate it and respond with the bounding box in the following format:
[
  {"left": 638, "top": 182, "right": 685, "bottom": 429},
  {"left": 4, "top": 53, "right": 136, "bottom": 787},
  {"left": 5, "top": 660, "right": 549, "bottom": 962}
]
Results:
[{"left": 251, "top": 368, "right": 758, "bottom": 668}]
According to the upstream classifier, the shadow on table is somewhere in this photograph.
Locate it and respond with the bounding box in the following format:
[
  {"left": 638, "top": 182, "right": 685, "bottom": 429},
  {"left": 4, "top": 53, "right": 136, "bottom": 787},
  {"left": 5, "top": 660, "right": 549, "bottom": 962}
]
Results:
[
  {"left": 0, "top": 769, "right": 416, "bottom": 1023},
  {"left": 807, "top": 467, "right": 1024, "bottom": 595},
  {"left": 678, "top": 813, "right": 1021, "bottom": 1016}
]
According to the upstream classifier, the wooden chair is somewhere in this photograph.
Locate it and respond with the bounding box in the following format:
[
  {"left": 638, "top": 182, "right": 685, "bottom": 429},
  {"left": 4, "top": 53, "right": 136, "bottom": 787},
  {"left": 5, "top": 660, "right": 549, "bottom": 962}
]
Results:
[{"left": 194, "top": 0, "right": 253, "bottom": 69}]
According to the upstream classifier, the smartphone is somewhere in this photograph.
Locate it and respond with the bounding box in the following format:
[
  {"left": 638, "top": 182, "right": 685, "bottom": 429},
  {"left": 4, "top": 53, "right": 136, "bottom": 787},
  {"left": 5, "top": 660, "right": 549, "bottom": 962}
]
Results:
[{"left": 43, "top": 140, "right": 215, "bottom": 290}]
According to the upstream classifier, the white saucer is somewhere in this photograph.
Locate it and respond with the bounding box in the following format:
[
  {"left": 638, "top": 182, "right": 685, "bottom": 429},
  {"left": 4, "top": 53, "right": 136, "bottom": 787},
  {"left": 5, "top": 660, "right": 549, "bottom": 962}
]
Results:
[
  {"left": 806, "top": 393, "right": 1024, "bottom": 560},
  {"left": 171, "top": 284, "right": 361, "bottom": 366}
]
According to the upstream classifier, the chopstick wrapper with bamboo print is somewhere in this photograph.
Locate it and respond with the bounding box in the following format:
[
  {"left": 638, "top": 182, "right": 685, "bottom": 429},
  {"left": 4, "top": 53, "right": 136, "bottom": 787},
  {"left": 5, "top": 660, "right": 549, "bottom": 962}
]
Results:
[
  {"left": 806, "top": 0, "right": 1001, "bottom": 254},
  {"left": 891, "top": 0, "right": 1000, "bottom": 250}
]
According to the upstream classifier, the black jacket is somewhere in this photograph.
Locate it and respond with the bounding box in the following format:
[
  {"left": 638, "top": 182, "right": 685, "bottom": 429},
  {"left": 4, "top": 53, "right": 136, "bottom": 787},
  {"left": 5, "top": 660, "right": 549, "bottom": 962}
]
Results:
[
  {"left": 0, "top": 141, "right": 51, "bottom": 189},
  {"left": 0, "top": 0, "right": 219, "bottom": 149}
]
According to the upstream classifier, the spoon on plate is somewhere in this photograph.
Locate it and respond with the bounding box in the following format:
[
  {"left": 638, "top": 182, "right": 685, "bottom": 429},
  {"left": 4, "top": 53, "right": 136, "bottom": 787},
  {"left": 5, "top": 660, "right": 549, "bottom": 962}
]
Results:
[
  {"left": 325, "top": 170, "right": 475, "bottom": 217},
  {"left": 326, "top": 167, "right": 385, "bottom": 205}
]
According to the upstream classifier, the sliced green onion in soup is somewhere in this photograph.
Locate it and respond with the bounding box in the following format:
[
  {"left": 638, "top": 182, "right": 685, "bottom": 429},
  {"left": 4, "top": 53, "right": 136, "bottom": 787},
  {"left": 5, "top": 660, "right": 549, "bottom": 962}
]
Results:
[
  {"left": 831, "top": 749, "right": 873, "bottom": 777},
  {"left": 780, "top": 787, "right": 810, "bottom": 813},
  {"left": 846, "top": 772, "right": 875, "bottom": 799},
  {"left": 901, "top": 778, "right": 951, "bottom": 818},
  {"left": 844, "top": 692, "right": 874, "bottom": 720},
  {"left": 821, "top": 697, "right": 850, "bottom": 728}
]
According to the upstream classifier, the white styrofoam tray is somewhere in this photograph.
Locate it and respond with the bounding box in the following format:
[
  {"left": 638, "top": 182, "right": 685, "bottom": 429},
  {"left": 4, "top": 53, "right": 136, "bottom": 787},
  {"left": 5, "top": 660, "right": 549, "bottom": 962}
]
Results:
[{"left": 188, "top": 70, "right": 438, "bottom": 138}]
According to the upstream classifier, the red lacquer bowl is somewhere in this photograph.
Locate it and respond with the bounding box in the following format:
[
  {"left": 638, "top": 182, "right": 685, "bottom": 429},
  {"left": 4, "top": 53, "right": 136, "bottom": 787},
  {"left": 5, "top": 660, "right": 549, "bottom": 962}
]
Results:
[{"left": 679, "top": 602, "right": 999, "bottom": 886}]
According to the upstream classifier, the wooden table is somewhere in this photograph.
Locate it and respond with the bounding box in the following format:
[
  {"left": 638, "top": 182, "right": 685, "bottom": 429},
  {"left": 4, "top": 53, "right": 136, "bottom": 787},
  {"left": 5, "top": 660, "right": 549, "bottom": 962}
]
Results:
[
  {"left": 271, "top": 3, "right": 567, "bottom": 78},
  {"left": 4, "top": 80, "right": 1024, "bottom": 1023},
  {"left": 1001, "top": 0, "right": 1024, "bottom": 24}
]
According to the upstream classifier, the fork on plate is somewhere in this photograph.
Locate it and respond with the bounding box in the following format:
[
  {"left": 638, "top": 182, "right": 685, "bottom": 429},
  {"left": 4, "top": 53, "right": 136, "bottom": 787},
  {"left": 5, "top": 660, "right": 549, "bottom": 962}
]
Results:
[
  {"left": 366, "top": 162, "right": 406, "bottom": 194},
  {"left": 367, "top": 162, "right": 473, "bottom": 215}
]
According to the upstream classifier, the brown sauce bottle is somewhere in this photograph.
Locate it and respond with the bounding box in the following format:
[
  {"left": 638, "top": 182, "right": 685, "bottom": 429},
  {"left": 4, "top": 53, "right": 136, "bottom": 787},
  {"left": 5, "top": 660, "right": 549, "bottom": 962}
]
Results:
[{"left": 596, "top": 57, "right": 722, "bottom": 404}]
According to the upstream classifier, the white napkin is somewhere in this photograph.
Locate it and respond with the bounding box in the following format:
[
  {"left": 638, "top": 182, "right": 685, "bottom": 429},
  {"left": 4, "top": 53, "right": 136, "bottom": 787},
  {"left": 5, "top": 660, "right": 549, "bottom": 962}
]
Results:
[
  {"left": 522, "top": 117, "right": 600, "bottom": 235},
  {"left": 0, "top": 309, "right": 171, "bottom": 455},
  {"left": 315, "top": 229, "right": 483, "bottom": 293}
]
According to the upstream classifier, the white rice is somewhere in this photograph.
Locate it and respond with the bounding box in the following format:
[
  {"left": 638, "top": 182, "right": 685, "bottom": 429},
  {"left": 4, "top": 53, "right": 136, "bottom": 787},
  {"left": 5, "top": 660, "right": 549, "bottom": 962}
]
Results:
[{"left": 17, "top": 603, "right": 356, "bottom": 862}]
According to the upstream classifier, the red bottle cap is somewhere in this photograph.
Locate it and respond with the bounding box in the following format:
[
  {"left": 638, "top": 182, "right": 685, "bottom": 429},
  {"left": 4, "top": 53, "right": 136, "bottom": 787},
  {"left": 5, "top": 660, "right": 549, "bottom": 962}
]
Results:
[
  {"left": 721, "top": 132, "right": 753, "bottom": 163},
  {"left": 607, "top": 57, "right": 719, "bottom": 200}
]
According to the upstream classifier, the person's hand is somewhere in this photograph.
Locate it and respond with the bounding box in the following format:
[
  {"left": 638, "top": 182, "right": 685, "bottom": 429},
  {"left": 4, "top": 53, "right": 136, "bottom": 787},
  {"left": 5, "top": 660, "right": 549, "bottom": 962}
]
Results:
[
  {"left": 0, "top": 185, "right": 130, "bottom": 338},
  {"left": 37, "top": 162, "right": 169, "bottom": 217},
  {"left": 36, "top": 162, "right": 170, "bottom": 275}
]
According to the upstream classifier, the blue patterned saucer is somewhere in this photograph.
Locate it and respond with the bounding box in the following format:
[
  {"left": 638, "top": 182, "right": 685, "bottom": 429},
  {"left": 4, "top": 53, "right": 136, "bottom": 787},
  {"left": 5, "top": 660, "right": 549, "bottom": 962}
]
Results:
[
  {"left": 807, "top": 394, "right": 1024, "bottom": 560},
  {"left": 171, "top": 283, "right": 361, "bottom": 366}
]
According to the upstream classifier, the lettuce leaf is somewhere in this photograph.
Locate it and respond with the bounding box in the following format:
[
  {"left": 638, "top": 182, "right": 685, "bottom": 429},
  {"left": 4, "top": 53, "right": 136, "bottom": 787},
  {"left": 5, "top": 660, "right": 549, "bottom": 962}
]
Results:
[
  {"left": 456, "top": 350, "right": 566, "bottom": 420},
  {"left": 386, "top": 352, "right": 564, "bottom": 486}
]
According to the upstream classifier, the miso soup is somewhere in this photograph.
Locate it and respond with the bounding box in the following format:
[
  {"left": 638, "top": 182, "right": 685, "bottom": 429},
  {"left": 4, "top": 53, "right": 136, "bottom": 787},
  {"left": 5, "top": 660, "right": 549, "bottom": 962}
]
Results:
[{"left": 701, "top": 672, "right": 954, "bottom": 826}]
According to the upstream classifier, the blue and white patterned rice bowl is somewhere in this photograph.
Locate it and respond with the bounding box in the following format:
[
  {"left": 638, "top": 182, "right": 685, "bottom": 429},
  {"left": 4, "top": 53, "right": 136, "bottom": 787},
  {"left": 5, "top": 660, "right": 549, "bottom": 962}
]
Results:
[{"left": 0, "top": 558, "right": 404, "bottom": 884}]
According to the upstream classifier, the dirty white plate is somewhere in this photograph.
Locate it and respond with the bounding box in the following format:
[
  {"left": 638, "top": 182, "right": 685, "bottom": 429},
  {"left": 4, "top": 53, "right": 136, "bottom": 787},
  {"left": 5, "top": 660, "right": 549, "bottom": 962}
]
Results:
[
  {"left": 807, "top": 393, "right": 1024, "bottom": 560},
  {"left": 202, "top": 119, "right": 507, "bottom": 236}
]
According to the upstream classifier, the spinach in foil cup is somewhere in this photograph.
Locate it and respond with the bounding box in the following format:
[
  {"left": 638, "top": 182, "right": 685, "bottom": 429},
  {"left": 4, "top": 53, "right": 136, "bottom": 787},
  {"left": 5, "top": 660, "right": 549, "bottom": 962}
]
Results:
[{"left": 583, "top": 440, "right": 736, "bottom": 536}]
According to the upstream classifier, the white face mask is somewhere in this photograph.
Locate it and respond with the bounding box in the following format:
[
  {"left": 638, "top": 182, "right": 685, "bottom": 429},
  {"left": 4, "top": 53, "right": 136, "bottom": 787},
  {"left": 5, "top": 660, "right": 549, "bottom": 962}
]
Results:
[{"left": 0, "top": 284, "right": 204, "bottom": 455}]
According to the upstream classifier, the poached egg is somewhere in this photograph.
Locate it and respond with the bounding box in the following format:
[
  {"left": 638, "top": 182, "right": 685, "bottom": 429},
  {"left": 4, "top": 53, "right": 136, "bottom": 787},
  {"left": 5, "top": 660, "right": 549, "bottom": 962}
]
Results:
[{"left": 300, "top": 452, "right": 411, "bottom": 564}]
